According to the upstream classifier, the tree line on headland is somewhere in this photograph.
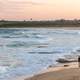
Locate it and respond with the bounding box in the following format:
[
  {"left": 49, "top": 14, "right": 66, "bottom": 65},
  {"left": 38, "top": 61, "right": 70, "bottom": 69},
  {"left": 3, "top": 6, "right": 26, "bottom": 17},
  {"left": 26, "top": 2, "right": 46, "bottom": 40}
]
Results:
[{"left": 0, "top": 19, "right": 80, "bottom": 27}]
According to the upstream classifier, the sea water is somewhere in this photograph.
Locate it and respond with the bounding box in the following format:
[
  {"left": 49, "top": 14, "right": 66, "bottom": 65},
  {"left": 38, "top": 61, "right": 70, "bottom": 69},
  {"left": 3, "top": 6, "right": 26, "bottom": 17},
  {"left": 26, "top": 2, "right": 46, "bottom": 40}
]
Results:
[{"left": 0, "top": 28, "right": 80, "bottom": 80}]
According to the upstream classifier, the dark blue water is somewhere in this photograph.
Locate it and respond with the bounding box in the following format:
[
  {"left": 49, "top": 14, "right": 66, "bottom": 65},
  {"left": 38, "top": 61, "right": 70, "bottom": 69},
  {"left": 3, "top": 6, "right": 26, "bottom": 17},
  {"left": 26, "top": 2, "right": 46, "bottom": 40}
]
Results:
[{"left": 0, "top": 28, "right": 80, "bottom": 80}]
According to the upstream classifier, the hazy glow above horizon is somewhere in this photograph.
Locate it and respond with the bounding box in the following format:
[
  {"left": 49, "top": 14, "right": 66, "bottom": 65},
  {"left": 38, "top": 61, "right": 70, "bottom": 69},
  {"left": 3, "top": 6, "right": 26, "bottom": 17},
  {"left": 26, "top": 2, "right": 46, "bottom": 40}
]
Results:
[{"left": 0, "top": 0, "right": 80, "bottom": 20}]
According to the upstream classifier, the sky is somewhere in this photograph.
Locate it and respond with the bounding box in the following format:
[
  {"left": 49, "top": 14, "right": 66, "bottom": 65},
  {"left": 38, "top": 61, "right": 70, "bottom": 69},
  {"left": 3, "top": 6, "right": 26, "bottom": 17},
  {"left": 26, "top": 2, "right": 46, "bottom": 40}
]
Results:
[{"left": 0, "top": 0, "right": 80, "bottom": 20}]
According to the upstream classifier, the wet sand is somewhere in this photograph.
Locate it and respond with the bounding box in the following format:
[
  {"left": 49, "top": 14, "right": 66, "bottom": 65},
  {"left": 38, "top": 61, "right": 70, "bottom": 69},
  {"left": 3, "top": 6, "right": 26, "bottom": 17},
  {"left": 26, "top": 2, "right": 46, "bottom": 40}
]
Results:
[
  {"left": 25, "top": 62, "right": 80, "bottom": 80},
  {"left": 25, "top": 68, "right": 80, "bottom": 80},
  {"left": 13, "top": 62, "right": 80, "bottom": 80}
]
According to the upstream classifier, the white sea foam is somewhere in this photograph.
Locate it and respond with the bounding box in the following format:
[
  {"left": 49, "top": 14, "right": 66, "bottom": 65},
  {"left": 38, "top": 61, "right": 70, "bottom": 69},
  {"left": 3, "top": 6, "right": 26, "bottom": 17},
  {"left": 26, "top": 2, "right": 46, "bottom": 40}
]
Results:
[{"left": 0, "top": 66, "right": 9, "bottom": 74}]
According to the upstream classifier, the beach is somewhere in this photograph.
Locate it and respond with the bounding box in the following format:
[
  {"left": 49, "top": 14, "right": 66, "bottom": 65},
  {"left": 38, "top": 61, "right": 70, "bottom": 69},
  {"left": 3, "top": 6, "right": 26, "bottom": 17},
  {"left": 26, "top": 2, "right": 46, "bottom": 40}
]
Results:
[
  {"left": 12, "top": 62, "right": 80, "bottom": 80},
  {"left": 24, "top": 62, "right": 80, "bottom": 80},
  {"left": 1, "top": 0, "right": 80, "bottom": 80}
]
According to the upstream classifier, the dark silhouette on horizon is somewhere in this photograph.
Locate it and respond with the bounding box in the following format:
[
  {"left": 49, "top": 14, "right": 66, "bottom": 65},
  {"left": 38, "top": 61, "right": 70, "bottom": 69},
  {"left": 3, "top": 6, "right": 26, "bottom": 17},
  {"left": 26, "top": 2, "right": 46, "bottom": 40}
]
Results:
[{"left": 0, "top": 19, "right": 80, "bottom": 27}]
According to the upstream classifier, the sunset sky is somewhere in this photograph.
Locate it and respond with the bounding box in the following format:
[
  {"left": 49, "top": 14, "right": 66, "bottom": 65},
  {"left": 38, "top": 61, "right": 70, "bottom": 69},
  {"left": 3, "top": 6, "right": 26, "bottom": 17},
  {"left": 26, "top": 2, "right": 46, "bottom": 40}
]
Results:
[{"left": 0, "top": 0, "right": 80, "bottom": 20}]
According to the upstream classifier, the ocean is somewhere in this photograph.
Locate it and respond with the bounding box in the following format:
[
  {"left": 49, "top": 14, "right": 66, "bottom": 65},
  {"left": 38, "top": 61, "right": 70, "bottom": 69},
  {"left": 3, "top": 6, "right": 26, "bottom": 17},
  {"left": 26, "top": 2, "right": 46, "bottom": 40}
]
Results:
[{"left": 0, "top": 28, "right": 80, "bottom": 80}]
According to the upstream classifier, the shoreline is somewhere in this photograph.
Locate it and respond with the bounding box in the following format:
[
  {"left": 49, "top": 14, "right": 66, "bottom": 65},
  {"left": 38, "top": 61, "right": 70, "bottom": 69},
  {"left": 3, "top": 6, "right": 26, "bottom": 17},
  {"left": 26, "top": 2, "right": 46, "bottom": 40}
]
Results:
[
  {"left": 25, "top": 62, "right": 79, "bottom": 80},
  {"left": 13, "top": 62, "right": 79, "bottom": 80}
]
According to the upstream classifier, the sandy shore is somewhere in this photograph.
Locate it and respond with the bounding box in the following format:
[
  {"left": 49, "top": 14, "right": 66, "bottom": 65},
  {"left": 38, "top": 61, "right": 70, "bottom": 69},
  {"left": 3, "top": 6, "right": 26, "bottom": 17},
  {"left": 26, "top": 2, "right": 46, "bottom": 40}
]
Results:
[
  {"left": 13, "top": 62, "right": 80, "bottom": 80},
  {"left": 24, "top": 62, "right": 80, "bottom": 80},
  {"left": 25, "top": 68, "right": 80, "bottom": 80}
]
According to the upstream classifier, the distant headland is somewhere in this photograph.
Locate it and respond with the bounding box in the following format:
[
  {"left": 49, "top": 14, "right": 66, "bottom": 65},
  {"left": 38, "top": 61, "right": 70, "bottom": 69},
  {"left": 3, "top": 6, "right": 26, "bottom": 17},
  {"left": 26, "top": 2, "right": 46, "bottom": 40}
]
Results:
[{"left": 0, "top": 19, "right": 80, "bottom": 28}]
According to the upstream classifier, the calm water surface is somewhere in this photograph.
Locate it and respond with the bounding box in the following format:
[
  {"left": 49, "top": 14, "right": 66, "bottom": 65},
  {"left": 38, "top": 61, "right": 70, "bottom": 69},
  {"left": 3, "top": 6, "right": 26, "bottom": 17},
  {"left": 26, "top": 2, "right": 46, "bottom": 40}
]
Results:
[{"left": 0, "top": 28, "right": 80, "bottom": 80}]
